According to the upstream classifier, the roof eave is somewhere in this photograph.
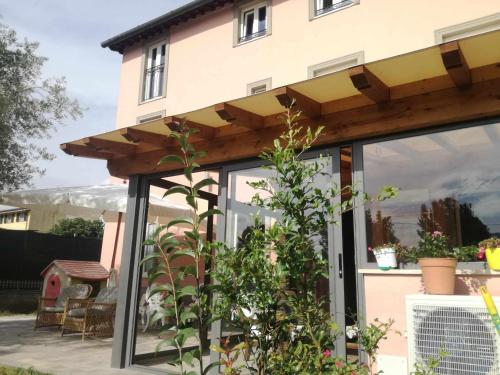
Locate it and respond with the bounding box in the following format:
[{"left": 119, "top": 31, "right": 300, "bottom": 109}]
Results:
[{"left": 101, "top": 0, "right": 230, "bottom": 53}]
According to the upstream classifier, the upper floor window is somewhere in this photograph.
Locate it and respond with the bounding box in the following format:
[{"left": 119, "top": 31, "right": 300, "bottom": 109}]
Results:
[
  {"left": 311, "top": 0, "right": 358, "bottom": 18},
  {"left": 236, "top": 1, "right": 270, "bottom": 45},
  {"left": 247, "top": 77, "right": 272, "bottom": 95},
  {"left": 143, "top": 42, "right": 166, "bottom": 101}
]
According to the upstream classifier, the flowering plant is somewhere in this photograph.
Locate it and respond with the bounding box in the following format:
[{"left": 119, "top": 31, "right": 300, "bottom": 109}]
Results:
[
  {"left": 407, "top": 231, "right": 453, "bottom": 262},
  {"left": 452, "top": 246, "right": 485, "bottom": 262},
  {"left": 479, "top": 237, "right": 500, "bottom": 250}
]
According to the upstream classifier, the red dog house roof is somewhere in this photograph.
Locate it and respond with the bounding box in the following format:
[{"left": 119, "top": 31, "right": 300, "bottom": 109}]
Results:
[{"left": 41, "top": 260, "right": 109, "bottom": 281}]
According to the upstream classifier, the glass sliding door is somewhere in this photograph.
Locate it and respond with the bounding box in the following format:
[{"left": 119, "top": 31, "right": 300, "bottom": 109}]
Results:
[{"left": 213, "top": 148, "right": 351, "bottom": 361}]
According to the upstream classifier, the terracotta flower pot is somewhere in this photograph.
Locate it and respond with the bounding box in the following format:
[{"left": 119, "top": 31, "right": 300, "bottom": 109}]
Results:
[{"left": 418, "top": 258, "right": 457, "bottom": 295}]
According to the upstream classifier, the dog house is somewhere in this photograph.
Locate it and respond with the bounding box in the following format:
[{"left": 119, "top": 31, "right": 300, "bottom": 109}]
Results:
[{"left": 41, "top": 260, "right": 110, "bottom": 299}]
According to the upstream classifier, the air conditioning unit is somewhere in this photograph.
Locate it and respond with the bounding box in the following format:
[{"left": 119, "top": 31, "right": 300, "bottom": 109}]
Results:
[{"left": 406, "top": 294, "right": 500, "bottom": 375}]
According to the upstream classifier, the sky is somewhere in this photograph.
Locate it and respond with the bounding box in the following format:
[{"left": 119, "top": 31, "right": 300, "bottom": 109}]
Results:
[{"left": 0, "top": 0, "right": 191, "bottom": 189}]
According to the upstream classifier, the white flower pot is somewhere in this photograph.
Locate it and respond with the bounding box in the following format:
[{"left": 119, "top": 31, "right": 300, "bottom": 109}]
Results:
[{"left": 374, "top": 247, "right": 397, "bottom": 270}]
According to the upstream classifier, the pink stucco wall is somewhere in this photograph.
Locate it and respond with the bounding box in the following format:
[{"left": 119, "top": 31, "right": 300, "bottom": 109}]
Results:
[
  {"left": 363, "top": 272, "right": 500, "bottom": 357},
  {"left": 114, "top": 0, "right": 500, "bottom": 127}
]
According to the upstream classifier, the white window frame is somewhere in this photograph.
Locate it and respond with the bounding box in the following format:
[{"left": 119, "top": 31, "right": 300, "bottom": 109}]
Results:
[
  {"left": 247, "top": 77, "right": 272, "bottom": 96},
  {"left": 435, "top": 12, "right": 500, "bottom": 43},
  {"left": 309, "top": 0, "right": 359, "bottom": 20},
  {"left": 308, "top": 51, "right": 364, "bottom": 78},
  {"left": 141, "top": 41, "right": 168, "bottom": 103},
  {"left": 234, "top": 0, "right": 271, "bottom": 46}
]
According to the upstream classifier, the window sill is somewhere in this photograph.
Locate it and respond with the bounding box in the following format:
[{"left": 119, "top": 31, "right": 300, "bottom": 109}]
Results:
[
  {"left": 139, "top": 95, "right": 166, "bottom": 106},
  {"left": 358, "top": 267, "right": 499, "bottom": 276},
  {"left": 310, "top": 1, "right": 359, "bottom": 21}
]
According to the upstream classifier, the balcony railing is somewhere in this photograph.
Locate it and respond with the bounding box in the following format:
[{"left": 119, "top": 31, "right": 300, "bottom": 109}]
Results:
[
  {"left": 315, "top": 0, "right": 354, "bottom": 16},
  {"left": 143, "top": 64, "right": 165, "bottom": 101},
  {"left": 239, "top": 29, "right": 267, "bottom": 43}
]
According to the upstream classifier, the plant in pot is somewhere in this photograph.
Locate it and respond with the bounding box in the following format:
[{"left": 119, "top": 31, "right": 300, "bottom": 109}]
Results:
[
  {"left": 479, "top": 237, "right": 500, "bottom": 271},
  {"left": 369, "top": 243, "right": 399, "bottom": 270},
  {"left": 413, "top": 231, "right": 457, "bottom": 295}
]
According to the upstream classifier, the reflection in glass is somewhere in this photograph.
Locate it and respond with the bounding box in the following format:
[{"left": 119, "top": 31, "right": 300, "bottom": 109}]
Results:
[{"left": 363, "top": 122, "right": 500, "bottom": 260}]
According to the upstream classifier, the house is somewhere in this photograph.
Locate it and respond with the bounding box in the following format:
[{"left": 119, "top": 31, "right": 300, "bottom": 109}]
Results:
[
  {"left": 61, "top": 1, "right": 500, "bottom": 373},
  {"left": 0, "top": 205, "right": 30, "bottom": 231}
]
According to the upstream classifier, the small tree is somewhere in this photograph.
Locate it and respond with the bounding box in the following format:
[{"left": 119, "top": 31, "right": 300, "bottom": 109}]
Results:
[
  {"left": 49, "top": 218, "right": 104, "bottom": 239},
  {"left": 213, "top": 107, "right": 397, "bottom": 374},
  {"left": 142, "top": 122, "right": 221, "bottom": 375},
  {"left": 0, "top": 22, "right": 83, "bottom": 191}
]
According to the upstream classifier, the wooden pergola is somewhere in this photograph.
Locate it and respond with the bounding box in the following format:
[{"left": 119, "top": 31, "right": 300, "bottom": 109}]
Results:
[{"left": 62, "top": 29, "right": 500, "bottom": 178}]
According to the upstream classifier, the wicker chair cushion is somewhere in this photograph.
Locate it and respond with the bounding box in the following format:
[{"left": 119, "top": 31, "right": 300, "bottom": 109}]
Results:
[
  {"left": 95, "top": 287, "right": 118, "bottom": 304},
  {"left": 42, "top": 306, "right": 65, "bottom": 313},
  {"left": 67, "top": 308, "right": 87, "bottom": 317},
  {"left": 55, "top": 284, "right": 92, "bottom": 308}
]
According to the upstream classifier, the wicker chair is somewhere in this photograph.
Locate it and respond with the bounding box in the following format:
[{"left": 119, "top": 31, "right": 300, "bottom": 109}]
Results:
[
  {"left": 35, "top": 284, "right": 93, "bottom": 330},
  {"left": 61, "top": 286, "right": 118, "bottom": 340}
]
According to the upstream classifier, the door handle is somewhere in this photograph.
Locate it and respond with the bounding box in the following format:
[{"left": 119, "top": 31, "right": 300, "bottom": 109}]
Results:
[{"left": 338, "top": 253, "right": 343, "bottom": 279}]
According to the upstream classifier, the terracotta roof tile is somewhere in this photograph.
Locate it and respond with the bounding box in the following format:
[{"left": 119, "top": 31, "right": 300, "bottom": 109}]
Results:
[{"left": 41, "top": 260, "right": 109, "bottom": 281}]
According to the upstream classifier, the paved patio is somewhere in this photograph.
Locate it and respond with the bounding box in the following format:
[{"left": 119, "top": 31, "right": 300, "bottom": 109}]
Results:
[{"left": 0, "top": 315, "right": 131, "bottom": 375}]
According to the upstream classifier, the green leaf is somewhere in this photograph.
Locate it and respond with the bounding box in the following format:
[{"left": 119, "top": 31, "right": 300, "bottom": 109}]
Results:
[
  {"left": 178, "top": 285, "right": 197, "bottom": 298},
  {"left": 180, "top": 311, "right": 198, "bottom": 324},
  {"left": 163, "top": 185, "right": 191, "bottom": 197},
  {"left": 167, "top": 217, "right": 193, "bottom": 228},
  {"left": 186, "top": 194, "right": 198, "bottom": 210},
  {"left": 139, "top": 253, "right": 161, "bottom": 266},
  {"left": 176, "top": 327, "right": 197, "bottom": 347},
  {"left": 199, "top": 208, "right": 223, "bottom": 222},
  {"left": 182, "top": 351, "right": 195, "bottom": 366},
  {"left": 149, "top": 284, "right": 173, "bottom": 296},
  {"left": 158, "top": 155, "right": 184, "bottom": 166},
  {"left": 170, "top": 249, "right": 196, "bottom": 261},
  {"left": 193, "top": 177, "right": 218, "bottom": 191},
  {"left": 156, "top": 338, "right": 178, "bottom": 352}
]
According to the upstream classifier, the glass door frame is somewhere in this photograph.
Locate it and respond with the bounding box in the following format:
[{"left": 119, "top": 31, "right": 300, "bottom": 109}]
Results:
[{"left": 210, "top": 146, "right": 349, "bottom": 366}]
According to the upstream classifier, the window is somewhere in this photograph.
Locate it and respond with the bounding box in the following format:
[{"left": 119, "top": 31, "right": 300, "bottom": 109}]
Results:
[
  {"left": 310, "top": 0, "right": 358, "bottom": 19},
  {"left": 18, "top": 212, "right": 27, "bottom": 222},
  {"left": 142, "top": 42, "right": 166, "bottom": 101},
  {"left": 308, "top": 51, "right": 364, "bottom": 78},
  {"left": 5, "top": 214, "right": 13, "bottom": 224},
  {"left": 435, "top": 13, "right": 500, "bottom": 43},
  {"left": 361, "top": 121, "right": 500, "bottom": 264},
  {"left": 236, "top": 1, "right": 270, "bottom": 44},
  {"left": 247, "top": 77, "right": 272, "bottom": 95}
]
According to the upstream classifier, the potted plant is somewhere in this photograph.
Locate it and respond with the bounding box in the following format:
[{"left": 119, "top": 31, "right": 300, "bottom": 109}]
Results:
[
  {"left": 369, "top": 243, "right": 398, "bottom": 270},
  {"left": 414, "top": 231, "right": 457, "bottom": 295},
  {"left": 479, "top": 237, "right": 500, "bottom": 271}
]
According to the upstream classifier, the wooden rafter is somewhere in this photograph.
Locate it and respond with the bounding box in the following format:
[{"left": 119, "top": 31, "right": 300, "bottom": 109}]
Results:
[
  {"left": 83, "top": 137, "right": 137, "bottom": 156},
  {"left": 274, "top": 86, "right": 321, "bottom": 119},
  {"left": 119, "top": 128, "right": 172, "bottom": 148},
  {"left": 60, "top": 144, "right": 114, "bottom": 160},
  {"left": 164, "top": 116, "right": 216, "bottom": 140},
  {"left": 440, "top": 41, "right": 471, "bottom": 88},
  {"left": 348, "top": 65, "right": 389, "bottom": 103},
  {"left": 107, "top": 76, "right": 500, "bottom": 177},
  {"left": 214, "top": 102, "right": 264, "bottom": 130}
]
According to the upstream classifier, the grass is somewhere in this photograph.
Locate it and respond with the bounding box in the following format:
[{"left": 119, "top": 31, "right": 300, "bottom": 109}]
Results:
[{"left": 0, "top": 366, "right": 51, "bottom": 375}]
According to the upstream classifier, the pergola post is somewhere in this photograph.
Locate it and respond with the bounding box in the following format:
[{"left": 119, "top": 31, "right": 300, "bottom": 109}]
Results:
[{"left": 111, "top": 175, "right": 149, "bottom": 368}]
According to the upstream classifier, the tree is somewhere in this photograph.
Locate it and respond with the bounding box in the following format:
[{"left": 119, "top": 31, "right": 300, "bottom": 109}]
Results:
[
  {"left": 49, "top": 218, "right": 104, "bottom": 239},
  {"left": 0, "top": 22, "right": 83, "bottom": 191}
]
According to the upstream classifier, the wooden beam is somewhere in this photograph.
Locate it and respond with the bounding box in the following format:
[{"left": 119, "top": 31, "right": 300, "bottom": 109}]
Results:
[
  {"left": 60, "top": 143, "right": 114, "bottom": 160},
  {"left": 440, "top": 41, "right": 471, "bottom": 88},
  {"left": 83, "top": 137, "right": 137, "bottom": 156},
  {"left": 164, "top": 116, "right": 216, "bottom": 140},
  {"left": 348, "top": 65, "right": 389, "bottom": 103},
  {"left": 108, "top": 77, "right": 500, "bottom": 177},
  {"left": 274, "top": 86, "right": 321, "bottom": 119},
  {"left": 119, "top": 128, "right": 172, "bottom": 148},
  {"left": 214, "top": 102, "right": 264, "bottom": 130}
]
